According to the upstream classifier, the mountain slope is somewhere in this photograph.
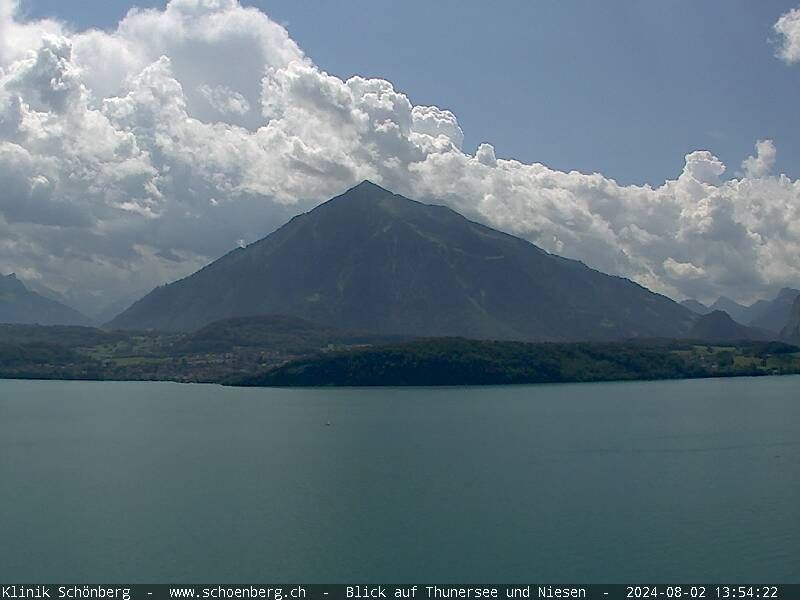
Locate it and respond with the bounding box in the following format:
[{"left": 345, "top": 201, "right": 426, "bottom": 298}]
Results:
[
  {"left": 110, "top": 181, "right": 695, "bottom": 341},
  {"left": 680, "top": 299, "right": 712, "bottom": 315},
  {"left": 709, "top": 297, "right": 750, "bottom": 324},
  {"left": 749, "top": 288, "right": 800, "bottom": 333},
  {"left": 0, "top": 274, "right": 91, "bottom": 326},
  {"left": 780, "top": 297, "right": 800, "bottom": 344},
  {"left": 683, "top": 288, "right": 800, "bottom": 332},
  {"left": 688, "top": 310, "right": 771, "bottom": 342},
  {"left": 174, "top": 314, "right": 405, "bottom": 354}
]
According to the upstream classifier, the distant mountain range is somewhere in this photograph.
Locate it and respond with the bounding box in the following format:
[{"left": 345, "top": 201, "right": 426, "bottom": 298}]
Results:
[
  {"left": 750, "top": 288, "right": 800, "bottom": 332},
  {"left": 110, "top": 181, "right": 696, "bottom": 341},
  {"left": 780, "top": 297, "right": 800, "bottom": 344},
  {"left": 679, "top": 299, "right": 712, "bottom": 316},
  {"left": 681, "top": 288, "right": 800, "bottom": 333},
  {"left": 0, "top": 274, "right": 91, "bottom": 326}
]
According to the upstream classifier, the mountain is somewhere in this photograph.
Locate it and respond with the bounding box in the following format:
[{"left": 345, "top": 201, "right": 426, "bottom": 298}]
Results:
[
  {"left": 780, "top": 297, "right": 800, "bottom": 343},
  {"left": 688, "top": 310, "right": 771, "bottom": 342},
  {"left": 749, "top": 288, "right": 800, "bottom": 333},
  {"left": 708, "top": 297, "right": 750, "bottom": 324},
  {"left": 0, "top": 274, "right": 91, "bottom": 326},
  {"left": 110, "top": 181, "right": 695, "bottom": 341},
  {"left": 92, "top": 296, "right": 140, "bottom": 326},
  {"left": 685, "top": 288, "right": 800, "bottom": 332},
  {"left": 680, "top": 299, "right": 712, "bottom": 315}
]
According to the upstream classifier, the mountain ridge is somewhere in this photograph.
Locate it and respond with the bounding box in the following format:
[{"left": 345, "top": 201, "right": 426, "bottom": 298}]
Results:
[
  {"left": 681, "top": 287, "right": 800, "bottom": 333},
  {"left": 0, "top": 274, "right": 92, "bottom": 326},
  {"left": 780, "top": 296, "right": 800, "bottom": 343},
  {"left": 680, "top": 299, "right": 713, "bottom": 315},
  {"left": 750, "top": 288, "right": 800, "bottom": 332},
  {"left": 688, "top": 310, "right": 772, "bottom": 342},
  {"left": 110, "top": 181, "right": 695, "bottom": 341}
]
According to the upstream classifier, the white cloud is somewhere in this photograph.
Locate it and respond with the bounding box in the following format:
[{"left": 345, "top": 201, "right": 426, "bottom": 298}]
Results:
[
  {"left": 774, "top": 8, "right": 800, "bottom": 64},
  {"left": 741, "top": 139, "right": 776, "bottom": 178},
  {"left": 475, "top": 143, "right": 497, "bottom": 167},
  {"left": 69, "top": 0, "right": 307, "bottom": 129},
  {"left": 663, "top": 258, "right": 706, "bottom": 280},
  {"left": 0, "top": 0, "right": 798, "bottom": 316},
  {"left": 197, "top": 84, "right": 250, "bottom": 116},
  {"left": 411, "top": 105, "right": 464, "bottom": 149},
  {"left": 0, "top": 0, "right": 64, "bottom": 66}
]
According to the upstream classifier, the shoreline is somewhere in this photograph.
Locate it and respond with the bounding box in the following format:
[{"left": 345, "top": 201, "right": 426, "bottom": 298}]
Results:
[{"left": 2, "top": 370, "right": 798, "bottom": 389}]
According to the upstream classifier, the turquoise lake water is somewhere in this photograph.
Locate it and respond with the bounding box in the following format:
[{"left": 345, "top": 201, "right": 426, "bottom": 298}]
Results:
[{"left": 1, "top": 376, "right": 798, "bottom": 582}]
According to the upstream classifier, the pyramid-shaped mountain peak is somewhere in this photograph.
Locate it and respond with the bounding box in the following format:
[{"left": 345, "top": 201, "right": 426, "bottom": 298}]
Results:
[
  {"left": 353, "top": 179, "right": 385, "bottom": 191},
  {"left": 110, "top": 184, "right": 694, "bottom": 340},
  {"left": 331, "top": 180, "right": 393, "bottom": 202}
]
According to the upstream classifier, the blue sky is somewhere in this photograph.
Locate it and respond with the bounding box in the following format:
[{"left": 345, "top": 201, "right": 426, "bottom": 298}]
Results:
[{"left": 21, "top": 0, "right": 800, "bottom": 185}]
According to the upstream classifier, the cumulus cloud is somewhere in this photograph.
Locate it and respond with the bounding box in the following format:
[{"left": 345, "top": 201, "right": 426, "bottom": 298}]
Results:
[
  {"left": 0, "top": 0, "right": 798, "bottom": 316},
  {"left": 663, "top": 258, "right": 706, "bottom": 280},
  {"left": 475, "top": 143, "right": 497, "bottom": 167},
  {"left": 197, "top": 84, "right": 250, "bottom": 116},
  {"left": 411, "top": 106, "right": 464, "bottom": 149},
  {"left": 0, "top": 0, "right": 64, "bottom": 66},
  {"left": 774, "top": 8, "right": 800, "bottom": 64},
  {"left": 741, "top": 139, "right": 776, "bottom": 178}
]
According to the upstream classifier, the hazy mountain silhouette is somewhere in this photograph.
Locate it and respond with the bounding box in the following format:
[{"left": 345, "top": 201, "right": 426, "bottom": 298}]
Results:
[
  {"left": 680, "top": 299, "right": 712, "bottom": 315},
  {"left": 681, "top": 288, "right": 800, "bottom": 333},
  {"left": 688, "top": 310, "right": 771, "bottom": 342},
  {"left": 749, "top": 288, "right": 800, "bottom": 333},
  {"left": 708, "top": 297, "right": 750, "bottom": 324},
  {"left": 110, "top": 181, "right": 695, "bottom": 341},
  {"left": 780, "top": 297, "right": 800, "bottom": 344},
  {"left": 0, "top": 274, "right": 91, "bottom": 326}
]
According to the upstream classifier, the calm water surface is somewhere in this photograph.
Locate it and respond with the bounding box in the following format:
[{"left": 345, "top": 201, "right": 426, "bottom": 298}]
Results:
[{"left": 1, "top": 377, "right": 798, "bottom": 582}]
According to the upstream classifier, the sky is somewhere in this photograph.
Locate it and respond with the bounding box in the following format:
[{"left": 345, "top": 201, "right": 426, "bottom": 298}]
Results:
[
  {"left": 21, "top": 0, "right": 800, "bottom": 186},
  {"left": 1, "top": 0, "right": 800, "bottom": 317}
]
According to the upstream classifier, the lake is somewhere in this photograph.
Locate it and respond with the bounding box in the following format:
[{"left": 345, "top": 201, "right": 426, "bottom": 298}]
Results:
[{"left": 1, "top": 376, "right": 798, "bottom": 583}]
